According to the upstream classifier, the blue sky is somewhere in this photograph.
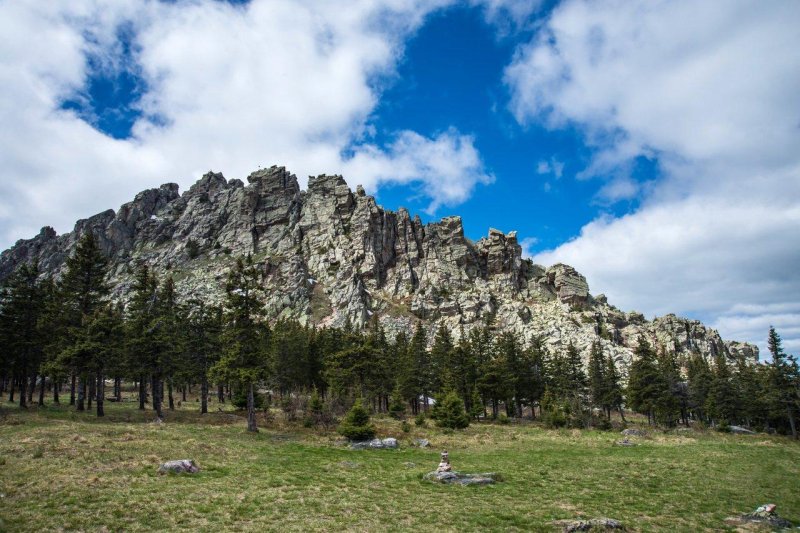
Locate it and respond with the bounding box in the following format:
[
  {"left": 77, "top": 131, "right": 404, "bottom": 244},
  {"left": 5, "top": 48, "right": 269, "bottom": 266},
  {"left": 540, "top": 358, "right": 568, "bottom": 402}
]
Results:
[{"left": 0, "top": 0, "right": 799, "bottom": 355}]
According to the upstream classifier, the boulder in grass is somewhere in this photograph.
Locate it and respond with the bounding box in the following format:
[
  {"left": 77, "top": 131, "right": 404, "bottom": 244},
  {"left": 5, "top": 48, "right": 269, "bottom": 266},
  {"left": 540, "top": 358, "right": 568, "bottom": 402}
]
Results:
[
  {"left": 725, "top": 503, "right": 793, "bottom": 529},
  {"left": 350, "top": 438, "right": 399, "bottom": 450},
  {"left": 729, "top": 425, "right": 756, "bottom": 435},
  {"left": 424, "top": 471, "right": 500, "bottom": 486},
  {"left": 555, "top": 518, "right": 624, "bottom": 532},
  {"left": 620, "top": 428, "right": 646, "bottom": 437},
  {"left": 414, "top": 438, "right": 430, "bottom": 448},
  {"left": 158, "top": 459, "right": 200, "bottom": 475}
]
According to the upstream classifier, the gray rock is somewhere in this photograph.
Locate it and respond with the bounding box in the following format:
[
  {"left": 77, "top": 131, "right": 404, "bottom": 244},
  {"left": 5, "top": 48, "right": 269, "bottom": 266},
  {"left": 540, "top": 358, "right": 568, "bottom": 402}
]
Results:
[
  {"left": 414, "top": 438, "right": 430, "bottom": 448},
  {"left": 157, "top": 459, "right": 199, "bottom": 474},
  {"left": 726, "top": 504, "right": 793, "bottom": 529},
  {"left": 615, "top": 438, "right": 638, "bottom": 447},
  {"left": 729, "top": 425, "right": 756, "bottom": 434},
  {"left": 556, "top": 518, "right": 624, "bottom": 532},
  {"left": 424, "top": 471, "right": 499, "bottom": 486},
  {"left": 350, "top": 438, "right": 398, "bottom": 450},
  {"left": 0, "top": 163, "right": 758, "bottom": 372}
]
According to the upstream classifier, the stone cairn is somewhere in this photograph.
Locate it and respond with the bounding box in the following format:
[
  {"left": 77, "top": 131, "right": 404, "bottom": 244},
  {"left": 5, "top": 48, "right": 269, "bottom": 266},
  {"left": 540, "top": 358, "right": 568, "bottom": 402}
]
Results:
[
  {"left": 424, "top": 450, "right": 499, "bottom": 486},
  {"left": 437, "top": 451, "right": 452, "bottom": 472}
]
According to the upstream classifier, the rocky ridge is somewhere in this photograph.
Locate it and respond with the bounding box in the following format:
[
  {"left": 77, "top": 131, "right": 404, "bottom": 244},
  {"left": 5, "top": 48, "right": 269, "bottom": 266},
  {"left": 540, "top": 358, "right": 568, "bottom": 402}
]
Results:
[{"left": 0, "top": 166, "right": 758, "bottom": 368}]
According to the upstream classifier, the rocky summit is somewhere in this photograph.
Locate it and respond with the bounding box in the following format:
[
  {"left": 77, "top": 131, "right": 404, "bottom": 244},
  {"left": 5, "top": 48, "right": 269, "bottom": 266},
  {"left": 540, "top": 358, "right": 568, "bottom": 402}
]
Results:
[{"left": 0, "top": 165, "right": 757, "bottom": 366}]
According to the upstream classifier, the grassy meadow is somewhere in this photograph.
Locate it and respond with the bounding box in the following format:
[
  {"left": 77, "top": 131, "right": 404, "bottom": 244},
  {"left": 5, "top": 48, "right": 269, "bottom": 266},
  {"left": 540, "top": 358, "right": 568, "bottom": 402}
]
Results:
[{"left": 1, "top": 397, "right": 799, "bottom": 532}]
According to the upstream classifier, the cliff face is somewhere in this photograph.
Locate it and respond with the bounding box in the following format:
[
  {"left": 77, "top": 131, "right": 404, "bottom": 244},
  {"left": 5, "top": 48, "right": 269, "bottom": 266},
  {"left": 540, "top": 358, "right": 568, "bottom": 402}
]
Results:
[{"left": 0, "top": 165, "right": 758, "bottom": 366}]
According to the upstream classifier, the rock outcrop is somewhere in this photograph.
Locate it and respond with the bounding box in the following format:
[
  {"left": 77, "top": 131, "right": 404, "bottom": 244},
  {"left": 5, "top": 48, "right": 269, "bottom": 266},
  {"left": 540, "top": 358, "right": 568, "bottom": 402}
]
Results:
[{"left": 0, "top": 165, "right": 758, "bottom": 368}]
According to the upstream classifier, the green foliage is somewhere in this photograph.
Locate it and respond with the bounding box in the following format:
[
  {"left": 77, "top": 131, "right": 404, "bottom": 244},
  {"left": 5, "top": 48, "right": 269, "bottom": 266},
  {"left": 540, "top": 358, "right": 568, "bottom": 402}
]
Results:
[
  {"left": 337, "top": 399, "right": 376, "bottom": 441},
  {"left": 232, "top": 387, "right": 265, "bottom": 410},
  {"left": 414, "top": 412, "right": 426, "bottom": 427},
  {"left": 388, "top": 386, "right": 406, "bottom": 420},
  {"left": 431, "top": 390, "right": 470, "bottom": 429},
  {"left": 400, "top": 420, "right": 411, "bottom": 433}
]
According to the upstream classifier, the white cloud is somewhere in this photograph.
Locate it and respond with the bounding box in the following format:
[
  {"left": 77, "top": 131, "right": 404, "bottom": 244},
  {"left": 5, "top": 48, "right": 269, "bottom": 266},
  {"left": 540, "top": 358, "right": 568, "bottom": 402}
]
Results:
[
  {"left": 342, "top": 128, "right": 493, "bottom": 213},
  {"left": 0, "top": 0, "right": 489, "bottom": 250},
  {"left": 510, "top": 0, "right": 800, "bottom": 352},
  {"left": 519, "top": 236, "right": 538, "bottom": 259}
]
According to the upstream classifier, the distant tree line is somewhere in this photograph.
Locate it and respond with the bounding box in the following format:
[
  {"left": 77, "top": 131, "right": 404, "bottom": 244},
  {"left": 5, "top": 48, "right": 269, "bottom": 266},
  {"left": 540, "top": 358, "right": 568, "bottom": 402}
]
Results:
[{"left": 1, "top": 233, "right": 798, "bottom": 438}]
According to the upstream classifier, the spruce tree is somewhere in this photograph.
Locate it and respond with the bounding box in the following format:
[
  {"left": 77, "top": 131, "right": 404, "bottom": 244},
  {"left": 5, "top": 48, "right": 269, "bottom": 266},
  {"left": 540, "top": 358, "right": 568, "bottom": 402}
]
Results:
[
  {"left": 627, "top": 337, "right": 662, "bottom": 425},
  {"left": 210, "top": 256, "right": 269, "bottom": 432},
  {"left": 588, "top": 341, "right": 607, "bottom": 416},
  {"left": 338, "top": 398, "right": 376, "bottom": 441},
  {"left": 0, "top": 263, "right": 47, "bottom": 408},
  {"left": 59, "top": 233, "right": 109, "bottom": 412},
  {"left": 766, "top": 327, "right": 799, "bottom": 438},
  {"left": 706, "top": 352, "right": 737, "bottom": 428},
  {"left": 431, "top": 390, "right": 470, "bottom": 429}
]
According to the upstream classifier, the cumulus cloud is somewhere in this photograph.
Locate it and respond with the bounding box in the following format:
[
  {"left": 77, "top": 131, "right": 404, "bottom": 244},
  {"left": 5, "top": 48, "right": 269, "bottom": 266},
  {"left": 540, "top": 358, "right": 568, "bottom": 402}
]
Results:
[
  {"left": 0, "top": 0, "right": 488, "bottom": 249},
  {"left": 510, "top": 0, "right": 800, "bottom": 353},
  {"left": 342, "top": 128, "right": 493, "bottom": 213}
]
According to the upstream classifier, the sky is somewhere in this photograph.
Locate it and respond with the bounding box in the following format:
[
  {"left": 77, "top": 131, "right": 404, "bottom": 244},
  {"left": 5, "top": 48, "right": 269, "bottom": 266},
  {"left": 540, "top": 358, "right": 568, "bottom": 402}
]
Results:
[{"left": 0, "top": 0, "right": 798, "bottom": 355}]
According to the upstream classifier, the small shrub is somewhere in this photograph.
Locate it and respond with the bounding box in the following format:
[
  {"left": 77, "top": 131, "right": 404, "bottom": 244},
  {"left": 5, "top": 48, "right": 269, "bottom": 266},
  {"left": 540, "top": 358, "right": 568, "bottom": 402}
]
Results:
[
  {"left": 338, "top": 399, "right": 376, "bottom": 441},
  {"left": 431, "top": 391, "right": 470, "bottom": 429},
  {"left": 497, "top": 414, "right": 510, "bottom": 425},
  {"left": 716, "top": 421, "right": 731, "bottom": 433},
  {"left": 232, "top": 388, "right": 265, "bottom": 410},
  {"left": 414, "top": 412, "right": 426, "bottom": 427},
  {"left": 401, "top": 421, "right": 411, "bottom": 433}
]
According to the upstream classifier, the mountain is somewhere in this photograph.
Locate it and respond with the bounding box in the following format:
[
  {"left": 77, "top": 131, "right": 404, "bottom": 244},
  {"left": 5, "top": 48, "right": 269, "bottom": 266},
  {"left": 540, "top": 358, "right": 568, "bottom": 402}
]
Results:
[{"left": 0, "top": 165, "right": 758, "bottom": 366}]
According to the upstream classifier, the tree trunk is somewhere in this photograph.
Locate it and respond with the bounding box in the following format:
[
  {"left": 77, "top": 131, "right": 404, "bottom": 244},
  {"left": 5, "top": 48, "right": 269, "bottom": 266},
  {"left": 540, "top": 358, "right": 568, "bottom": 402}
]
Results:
[
  {"left": 70, "top": 374, "right": 76, "bottom": 406},
  {"left": 8, "top": 377, "right": 15, "bottom": 402},
  {"left": 201, "top": 377, "right": 208, "bottom": 414},
  {"left": 28, "top": 374, "right": 36, "bottom": 404},
  {"left": 138, "top": 377, "right": 146, "bottom": 410},
  {"left": 53, "top": 379, "right": 60, "bottom": 404},
  {"left": 96, "top": 373, "right": 104, "bottom": 417},
  {"left": 168, "top": 379, "right": 175, "bottom": 410},
  {"left": 87, "top": 375, "right": 94, "bottom": 410},
  {"left": 218, "top": 384, "right": 225, "bottom": 403},
  {"left": 788, "top": 407, "right": 798, "bottom": 440},
  {"left": 247, "top": 383, "right": 258, "bottom": 432},
  {"left": 182, "top": 386, "right": 187, "bottom": 402},
  {"left": 115, "top": 377, "right": 122, "bottom": 402},
  {"left": 19, "top": 373, "right": 27, "bottom": 408},
  {"left": 152, "top": 376, "right": 163, "bottom": 420},
  {"left": 38, "top": 374, "right": 46, "bottom": 406}
]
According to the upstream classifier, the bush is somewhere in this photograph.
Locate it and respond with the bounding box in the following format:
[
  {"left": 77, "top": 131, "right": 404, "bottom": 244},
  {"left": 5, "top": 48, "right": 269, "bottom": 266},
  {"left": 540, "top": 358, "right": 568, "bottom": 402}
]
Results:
[
  {"left": 497, "top": 413, "right": 510, "bottom": 425},
  {"left": 401, "top": 420, "right": 411, "bottom": 433},
  {"left": 303, "top": 388, "right": 335, "bottom": 429},
  {"left": 414, "top": 412, "right": 427, "bottom": 427},
  {"left": 716, "top": 421, "right": 731, "bottom": 433},
  {"left": 431, "top": 391, "right": 470, "bottom": 430},
  {"left": 232, "top": 387, "right": 265, "bottom": 410},
  {"left": 338, "top": 399, "right": 376, "bottom": 441}
]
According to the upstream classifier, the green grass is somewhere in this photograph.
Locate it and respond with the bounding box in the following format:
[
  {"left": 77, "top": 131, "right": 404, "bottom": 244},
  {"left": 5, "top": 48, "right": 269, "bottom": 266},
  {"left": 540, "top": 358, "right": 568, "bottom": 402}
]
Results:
[{"left": 1, "top": 400, "right": 799, "bottom": 532}]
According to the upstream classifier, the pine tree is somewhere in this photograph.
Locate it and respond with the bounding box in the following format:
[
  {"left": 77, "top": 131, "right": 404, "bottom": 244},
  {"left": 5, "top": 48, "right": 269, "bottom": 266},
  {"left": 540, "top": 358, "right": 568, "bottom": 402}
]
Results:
[
  {"left": 766, "top": 327, "right": 799, "bottom": 438},
  {"left": 627, "top": 337, "right": 662, "bottom": 425},
  {"left": 687, "top": 352, "right": 712, "bottom": 424},
  {"left": 210, "top": 256, "right": 269, "bottom": 432},
  {"left": 184, "top": 299, "right": 222, "bottom": 414},
  {"left": 388, "top": 384, "right": 406, "bottom": 420},
  {"left": 706, "top": 352, "right": 737, "bottom": 428},
  {"left": 59, "top": 233, "right": 109, "bottom": 412},
  {"left": 588, "top": 341, "right": 607, "bottom": 416},
  {"left": 0, "top": 263, "right": 48, "bottom": 408},
  {"left": 602, "top": 353, "right": 625, "bottom": 421}
]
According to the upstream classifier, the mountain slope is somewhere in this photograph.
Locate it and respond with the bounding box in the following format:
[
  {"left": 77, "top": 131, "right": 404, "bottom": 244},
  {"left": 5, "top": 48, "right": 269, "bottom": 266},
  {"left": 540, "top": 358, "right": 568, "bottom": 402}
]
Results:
[{"left": 0, "top": 165, "right": 758, "bottom": 366}]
